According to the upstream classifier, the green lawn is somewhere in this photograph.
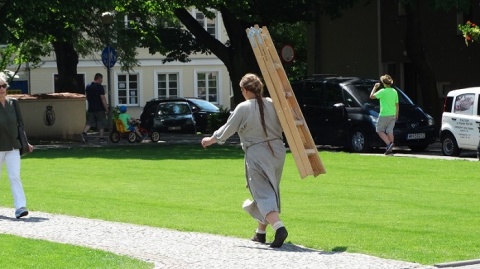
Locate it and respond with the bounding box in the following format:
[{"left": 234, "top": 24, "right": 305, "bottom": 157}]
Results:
[
  {"left": 1, "top": 143, "right": 479, "bottom": 266},
  {"left": 0, "top": 234, "right": 152, "bottom": 269}
]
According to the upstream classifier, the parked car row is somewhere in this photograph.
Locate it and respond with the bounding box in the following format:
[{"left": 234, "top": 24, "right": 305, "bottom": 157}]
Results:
[{"left": 134, "top": 77, "right": 479, "bottom": 160}]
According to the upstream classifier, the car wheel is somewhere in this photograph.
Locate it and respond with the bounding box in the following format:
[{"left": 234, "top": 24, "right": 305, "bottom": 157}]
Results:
[
  {"left": 110, "top": 131, "right": 121, "bottom": 143},
  {"left": 150, "top": 131, "right": 160, "bottom": 142},
  {"left": 128, "top": 132, "right": 137, "bottom": 143},
  {"left": 441, "top": 133, "right": 461, "bottom": 156},
  {"left": 408, "top": 144, "right": 429, "bottom": 152},
  {"left": 349, "top": 129, "right": 370, "bottom": 153}
]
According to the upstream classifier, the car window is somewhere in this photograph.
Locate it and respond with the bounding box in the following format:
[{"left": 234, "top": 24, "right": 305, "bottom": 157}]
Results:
[
  {"left": 350, "top": 84, "right": 379, "bottom": 107},
  {"left": 304, "top": 82, "right": 323, "bottom": 106},
  {"left": 324, "top": 83, "right": 344, "bottom": 106},
  {"left": 344, "top": 90, "right": 360, "bottom": 107},
  {"left": 453, "top": 93, "right": 475, "bottom": 115},
  {"left": 187, "top": 99, "right": 219, "bottom": 112},
  {"left": 350, "top": 82, "right": 413, "bottom": 106},
  {"left": 144, "top": 103, "right": 158, "bottom": 117},
  {"left": 443, "top": 96, "right": 453, "bottom": 113},
  {"left": 158, "top": 103, "right": 191, "bottom": 115}
]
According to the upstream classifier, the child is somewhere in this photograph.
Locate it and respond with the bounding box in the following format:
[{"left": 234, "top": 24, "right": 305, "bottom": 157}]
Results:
[{"left": 118, "top": 106, "right": 145, "bottom": 141}]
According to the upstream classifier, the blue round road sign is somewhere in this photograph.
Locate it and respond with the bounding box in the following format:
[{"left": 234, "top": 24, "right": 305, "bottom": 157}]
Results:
[{"left": 102, "top": 46, "right": 117, "bottom": 68}]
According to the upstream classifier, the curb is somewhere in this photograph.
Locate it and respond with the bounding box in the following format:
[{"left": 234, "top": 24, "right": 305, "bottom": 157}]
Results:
[{"left": 435, "top": 259, "right": 480, "bottom": 268}]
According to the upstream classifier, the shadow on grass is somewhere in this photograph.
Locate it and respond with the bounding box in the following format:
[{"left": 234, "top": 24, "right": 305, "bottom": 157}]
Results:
[{"left": 27, "top": 143, "right": 246, "bottom": 160}]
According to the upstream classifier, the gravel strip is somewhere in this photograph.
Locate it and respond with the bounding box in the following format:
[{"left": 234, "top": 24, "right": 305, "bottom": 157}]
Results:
[{"left": 0, "top": 207, "right": 434, "bottom": 269}]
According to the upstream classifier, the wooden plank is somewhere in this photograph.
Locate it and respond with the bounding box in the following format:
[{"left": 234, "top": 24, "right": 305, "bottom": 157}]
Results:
[{"left": 246, "top": 25, "right": 326, "bottom": 178}]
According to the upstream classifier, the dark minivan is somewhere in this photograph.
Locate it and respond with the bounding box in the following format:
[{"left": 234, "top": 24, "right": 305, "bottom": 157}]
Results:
[{"left": 291, "top": 75, "right": 436, "bottom": 152}]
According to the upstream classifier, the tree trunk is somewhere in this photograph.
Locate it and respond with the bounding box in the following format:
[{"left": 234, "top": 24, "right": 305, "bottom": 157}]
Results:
[
  {"left": 174, "top": 7, "right": 261, "bottom": 109},
  {"left": 52, "top": 41, "right": 81, "bottom": 93},
  {"left": 404, "top": 1, "right": 441, "bottom": 124}
]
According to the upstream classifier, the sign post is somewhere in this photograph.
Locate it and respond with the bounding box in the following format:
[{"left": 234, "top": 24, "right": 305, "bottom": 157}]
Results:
[{"left": 101, "top": 46, "right": 116, "bottom": 138}]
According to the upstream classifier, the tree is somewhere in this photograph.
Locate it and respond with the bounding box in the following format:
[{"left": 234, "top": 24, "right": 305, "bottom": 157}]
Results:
[
  {"left": 125, "top": 0, "right": 355, "bottom": 106},
  {"left": 2, "top": 0, "right": 353, "bottom": 103},
  {"left": 268, "top": 22, "right": 308, "bottom": 81},
  {"left": 0, "top": 0, "right": 144, "bottom": 93},
  {"left": 401, "top": 0, "right": 471, "bottom": 122}
]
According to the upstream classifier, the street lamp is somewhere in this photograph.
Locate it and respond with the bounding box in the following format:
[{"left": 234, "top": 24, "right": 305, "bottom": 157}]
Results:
[{"left": 101, "top": 11, "right": 114, "bottom": 134}]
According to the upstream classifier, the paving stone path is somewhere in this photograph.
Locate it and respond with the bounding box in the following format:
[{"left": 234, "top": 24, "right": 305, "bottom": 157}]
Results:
[{"left": 0, "top": 207, "right": 435, "bottom": 269}]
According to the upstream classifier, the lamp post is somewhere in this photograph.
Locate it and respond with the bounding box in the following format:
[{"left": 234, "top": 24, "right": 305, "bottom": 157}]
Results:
[{"left": 101, "top": 11, "right": 114, "bottom": 135}]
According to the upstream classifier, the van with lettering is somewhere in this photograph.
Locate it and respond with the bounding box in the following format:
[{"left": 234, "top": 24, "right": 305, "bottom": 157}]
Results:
[{"left": 440, "top": 87, "right": 480, "bottom": 158}]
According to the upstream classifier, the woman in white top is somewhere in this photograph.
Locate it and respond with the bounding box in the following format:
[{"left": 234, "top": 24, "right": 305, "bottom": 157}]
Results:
[{"left": 201, "top": 73, "right": 288, "bottom": 248}]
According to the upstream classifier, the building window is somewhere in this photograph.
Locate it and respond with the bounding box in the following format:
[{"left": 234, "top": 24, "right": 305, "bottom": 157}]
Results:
[
  {"left": 117, "top": 74, "right": 139, "bottom": 105},
  {"left": 157, "top": 73, "right": 179, "bottom": 98},
  {"left": 196, "top": 72, "right": 218, "bottom": 103},
  {"left": 195, "top": 11, "right": 216, "bottom": 38}
]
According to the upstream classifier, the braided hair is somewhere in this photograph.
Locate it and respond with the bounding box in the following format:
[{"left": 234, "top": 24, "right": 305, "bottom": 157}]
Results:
[{"left": 239, "top": 73, "right": 268, "bottom": 137}]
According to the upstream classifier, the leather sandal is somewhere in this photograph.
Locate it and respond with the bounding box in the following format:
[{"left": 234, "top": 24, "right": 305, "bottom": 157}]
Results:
[
  {"left": 270, "top": 227, "right": 288, "bottom": 248},
  {"left": 251, "top": 233, "right": 266, "bottom": 243}
]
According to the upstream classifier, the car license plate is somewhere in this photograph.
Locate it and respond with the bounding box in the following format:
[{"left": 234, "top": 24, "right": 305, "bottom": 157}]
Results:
[
  {"left": 407, "top": 133, "right": 425, "bottom": 140},
  {"left": 168, "top": 126, "right": 181, "bottom": 130}
]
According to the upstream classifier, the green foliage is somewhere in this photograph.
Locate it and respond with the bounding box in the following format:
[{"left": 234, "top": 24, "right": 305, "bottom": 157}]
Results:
[
  {"left": 207, "top": 106, "right": 231, "bottom": 133},
  {"left": 431, "top": 0, "right": 471, "bottom": 12},
  {"left": 458, "top": 21, "right": 480, "bottom": 46},
  {"left": 269, "top": 21, "right": 308, "bottom": 80},
  {"left": 112, "top": 105, "right": 121, "bottom": 119},
  {"left": 0, "top": 0, "right": 143, "bottom": 72},
  {"left": 1, "top": 0, "right": 359, "bottom": 97},
  {"left": 0, "top": 42, "right": 50, "bottom": 79},
  {"left": 3, "top": 145, "right": 479, "bottom": 264}
]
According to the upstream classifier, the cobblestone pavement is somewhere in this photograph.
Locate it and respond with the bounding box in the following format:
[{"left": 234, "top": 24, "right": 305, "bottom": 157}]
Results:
[{"left": 0, "top": 208, "right": 433, "bottom": 269}]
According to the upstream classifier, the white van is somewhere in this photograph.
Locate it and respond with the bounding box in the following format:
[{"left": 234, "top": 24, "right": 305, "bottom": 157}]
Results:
[{"left": 440, "top": 87, "right": 480, "bottom": 158}]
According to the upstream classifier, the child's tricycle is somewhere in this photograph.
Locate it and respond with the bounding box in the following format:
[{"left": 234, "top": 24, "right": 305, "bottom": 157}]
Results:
[{"left": 110, "top": 119, "right": 161, "bottom": 143}]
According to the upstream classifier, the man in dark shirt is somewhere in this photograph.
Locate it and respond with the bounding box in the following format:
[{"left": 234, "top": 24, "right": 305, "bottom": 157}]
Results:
[{"left": 81, "top": 73, "right": 109, "bottom": 143}]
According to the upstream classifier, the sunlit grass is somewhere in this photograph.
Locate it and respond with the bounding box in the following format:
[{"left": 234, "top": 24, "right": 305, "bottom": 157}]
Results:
[
  {"left": 0, "top": 234, "right": 152, "bottom": 269},
  {"left": 0, "top": 144, "right": 478, "bottom": 265}
]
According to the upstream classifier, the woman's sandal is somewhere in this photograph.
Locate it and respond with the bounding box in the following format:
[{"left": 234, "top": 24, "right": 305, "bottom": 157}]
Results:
[
  {"left": 270, "top": 227, "right": 288, "bottom": 248},
  {"left": 251, "top": 233, "right": 266, "bottom": 243}
]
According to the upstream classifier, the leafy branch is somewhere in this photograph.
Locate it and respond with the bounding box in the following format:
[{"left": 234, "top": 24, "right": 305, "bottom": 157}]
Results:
[{"left": 458, "top": 21, "right": 480, "bottom": 46}]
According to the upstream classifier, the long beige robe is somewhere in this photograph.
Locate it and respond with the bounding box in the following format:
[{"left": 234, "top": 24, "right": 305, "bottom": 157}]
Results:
[{"left": 213, "top": 98, "right": 285, "bottom": 224}]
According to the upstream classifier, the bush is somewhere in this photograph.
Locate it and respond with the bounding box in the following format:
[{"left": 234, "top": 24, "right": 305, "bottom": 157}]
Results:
[{"left": 207, "top": 106, "right": 230, "bottom": 133}]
